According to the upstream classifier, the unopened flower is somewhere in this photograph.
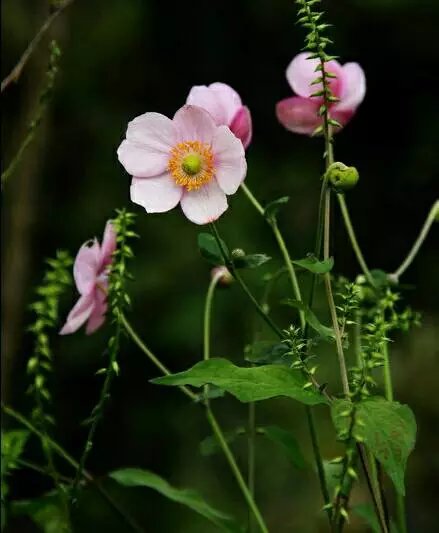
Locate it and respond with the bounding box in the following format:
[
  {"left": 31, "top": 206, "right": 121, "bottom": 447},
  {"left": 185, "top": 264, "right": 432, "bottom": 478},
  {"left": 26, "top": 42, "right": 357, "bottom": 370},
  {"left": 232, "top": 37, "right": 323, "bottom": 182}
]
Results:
[
  {"left": 60, "top": 221, "right": 116, "bottom": 335},
  {"left": 118, "top": 105, "right": 247, "bottom": 225},
  {"left": 186, "top": 83, "right": 252, "bottom": 148},
  {"left": 211, "top": 266, "right": 234, "bottom": 287},
  {"left": 276, "top": 53, "right": 366, "bottom": 135},
  {"left": 325, "top": 162, "right": 359, "bottom": 192}
]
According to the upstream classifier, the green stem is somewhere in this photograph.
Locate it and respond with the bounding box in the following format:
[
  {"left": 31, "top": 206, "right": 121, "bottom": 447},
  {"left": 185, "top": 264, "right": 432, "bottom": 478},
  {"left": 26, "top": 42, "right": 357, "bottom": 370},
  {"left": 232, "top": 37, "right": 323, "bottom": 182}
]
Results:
[
  {"left": 336, "top": 194, "right": 376, "bottom": 287},
  {"left": 121, "top": 314, "right": 198, "bottom": 402},
  {"left": 210, "top": 222, "right": 284, "bottom": 339},
  {"left": 392, "top": 199, "right": 439, "bottom": 281},
  {"left": 1, "top": 404, "right": 144, "bottom": 533},
  {"left": 206, "top": 408, "right": 269, "bottom": 533},
  {"left": 241, "top": 183, "right": 264, "bottom": 216},
  {"left": 202, "top": 270, "right": 268, "bottom": 533}
]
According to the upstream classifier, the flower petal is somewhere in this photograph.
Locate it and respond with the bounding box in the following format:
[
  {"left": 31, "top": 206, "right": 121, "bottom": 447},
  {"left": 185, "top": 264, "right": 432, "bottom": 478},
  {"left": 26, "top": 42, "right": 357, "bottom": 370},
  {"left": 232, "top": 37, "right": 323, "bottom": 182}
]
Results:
[
  {"left": 276, "top": 96, "right": 321, "bottom": 135},
  {"left": 230, "top": 106, "right": 252, "bottom": 148},
  {"left": 286, "top": 52, "right": 343, "bottom": 99},
  {"left": 208, "top": 83, "right": 243, "bottom": 123},
  {"left": 59, "top": 292, "right": 95, "bottom": 335},
  {"left": 186, "top": 85, "right": 230, "bottom": 125},
  {"left": 117, "top": 139, "right": 169, "bottom": 178},
  {"left": 86, "top": 289, "right": 107, "bottom": 335},
  {"left": 173, "top": 105, "right": 216, "bottom": 143},
  {"left": 99, "top": 221, "right": 117, "bottom": 270},
  {"left": 73, "top": 240, "right": 100, "bottom": 295},
  {"left": 126, "top": 112, "right": 176, "bottom": 148},
  {"left": 180, "top": 179, "right": 228, "bottom": 225},
  {"left": 130, "top": 174, "right": 183, "bottom": 213},
  {"left": 212, "top": 125, "right": 247, "bottom": 194},
  {"left": 337, "top": 62, "right": 366, "bottom": 111}
]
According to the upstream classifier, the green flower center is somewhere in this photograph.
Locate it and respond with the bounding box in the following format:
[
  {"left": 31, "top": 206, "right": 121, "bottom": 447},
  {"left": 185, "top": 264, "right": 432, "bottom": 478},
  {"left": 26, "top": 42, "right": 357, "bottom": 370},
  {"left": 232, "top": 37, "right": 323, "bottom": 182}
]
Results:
[{"left": 181, "top": 153, "right": 202, "bottom": 175}]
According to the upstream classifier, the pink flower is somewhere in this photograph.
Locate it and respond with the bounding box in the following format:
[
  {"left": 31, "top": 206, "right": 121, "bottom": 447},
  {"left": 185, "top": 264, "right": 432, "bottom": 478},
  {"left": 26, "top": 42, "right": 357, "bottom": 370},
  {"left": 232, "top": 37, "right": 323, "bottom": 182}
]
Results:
[
  {"left": 60, "top": 221, "right": 117, "bottom": 335},
  {"left": 186, "top": 83, "right": 252, "bottom": 148},
  {"left": 117, "top": 105, "right": 247, "bottom": 225},
  {"left": 276, "top": 53, "right": 366, "bottom": 135}
]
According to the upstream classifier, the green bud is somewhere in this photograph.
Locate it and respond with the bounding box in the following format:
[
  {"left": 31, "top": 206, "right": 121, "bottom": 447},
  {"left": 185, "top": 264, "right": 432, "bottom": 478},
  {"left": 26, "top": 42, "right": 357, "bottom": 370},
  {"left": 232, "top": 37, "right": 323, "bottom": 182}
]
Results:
[
  {"left": 325, "top": 162, "right": 359, "bottom": 192},
  {"left": 231, "top": 248, "right": 246, "bottom": 259}
]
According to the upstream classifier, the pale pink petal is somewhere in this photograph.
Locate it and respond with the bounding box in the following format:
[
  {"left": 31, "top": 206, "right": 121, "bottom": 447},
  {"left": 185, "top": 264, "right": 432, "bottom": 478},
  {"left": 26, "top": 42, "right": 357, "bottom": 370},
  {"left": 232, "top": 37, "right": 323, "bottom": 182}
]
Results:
[
  {"left": 130, "top": 174, "right": 183, "bottom": 213},
  {"left": 180, "top": 179, "right": 228, "bottom": 224},
  {"left": 230, "top": 106, "right": 252, "bottom": 148},
  {"left": 99, "top": 221, "right": 117, "bottom": 270},
  {"left": 117, "top": 139, "right": 169, "bottom": 178},
  {"left": 337, "top": 62, "right": 366, "bottom": 111},
  {"left": 73, "top": 240, "right": 100, "bottom": 295},
  {"left": 186, "top": 86, "right": 229, "bottom": 125},
  {"left": 125, "top": 112, "right": 176, "bottom": 148},
  {"left": 286, "top": 52, "right": 344, "bottom": 99},
  {"left": 86, "top": 288, "right": 107, "bottom": 335},
  {"left": 212, "top": 125, "right": 247, "bottom": 194},
  {"left": 331, "top": 108, "right": 355, "bottom": 129},
  {"left": 208, "top": 83, "right": 242, "bottom": 124},
  {"left": 59, "top": 292, "right": 95, "bottom": 335},
  {"left": 276, "top": 97, "right": 321, "bottom": 135},
  {"left": 173, "top": 105, "right": 216, "bottom": 143}
]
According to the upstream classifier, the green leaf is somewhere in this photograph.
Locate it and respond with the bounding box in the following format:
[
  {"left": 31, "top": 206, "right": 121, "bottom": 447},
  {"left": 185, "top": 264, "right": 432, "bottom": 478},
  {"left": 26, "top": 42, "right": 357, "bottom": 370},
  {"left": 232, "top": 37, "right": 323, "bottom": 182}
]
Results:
[
  {"left": 1, "top": 430, "right": 29, "bottom": 471},
  {"left": 263, "top": 426, "right": 307, "bottom": 469},
  {"left": 11, "top": 493, "right": 66, "bottom": 533},
  {"left": 331, "top": 397, "right": 416, "bottom": 495},
  {"left": 152, "top": 358, "right": 327, "bottom": 405},
  {"left": 292, "top": 255, "right": 334, "bottom": 274},
  {"left": 264, "top": 197, "right": 289, "bottom": 221},
  {"left": 282, "top": 299, "right": 335, "bottom": 341},
  {"left": 233, "top": 253, "right": 271, "bottom": 270},
  {"left": 200, "top": 428, "right": 244, "bottom": 457},
  {"left": 197, "top": 233, "right": 228, "bottom": 266},
  {"left": 109, "top": 468, "right": 240, "bottom": 532},
  {"left": 244, "top": 341, "right": 290, "bottom": 365}
]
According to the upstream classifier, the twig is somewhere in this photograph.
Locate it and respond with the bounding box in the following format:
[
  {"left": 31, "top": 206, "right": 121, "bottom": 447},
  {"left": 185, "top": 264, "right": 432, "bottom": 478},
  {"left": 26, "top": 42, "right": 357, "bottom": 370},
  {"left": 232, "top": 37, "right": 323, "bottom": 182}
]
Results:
[{"left": 1, "top": 0, "right": 74, "bottom": 93}]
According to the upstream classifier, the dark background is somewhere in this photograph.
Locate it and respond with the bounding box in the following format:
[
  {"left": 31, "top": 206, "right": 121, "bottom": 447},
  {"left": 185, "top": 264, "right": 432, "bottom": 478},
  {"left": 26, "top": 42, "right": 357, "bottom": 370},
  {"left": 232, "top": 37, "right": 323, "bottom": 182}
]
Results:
[{"left": 2, "top": 0, "right": 438, "bottom": 531}]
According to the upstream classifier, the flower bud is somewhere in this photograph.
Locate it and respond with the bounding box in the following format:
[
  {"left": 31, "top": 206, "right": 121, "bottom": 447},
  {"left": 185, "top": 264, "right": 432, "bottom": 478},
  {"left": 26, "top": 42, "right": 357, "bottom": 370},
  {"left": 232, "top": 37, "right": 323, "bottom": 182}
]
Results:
[
  {"left": 231, "top": 248, "right": 246, "bottom": 259},
  {"left": 325, "top": 162, "right": 359, "bottom": 192},
  {"left": 211, "top": 266, "right": 234, "bottom": 287}
]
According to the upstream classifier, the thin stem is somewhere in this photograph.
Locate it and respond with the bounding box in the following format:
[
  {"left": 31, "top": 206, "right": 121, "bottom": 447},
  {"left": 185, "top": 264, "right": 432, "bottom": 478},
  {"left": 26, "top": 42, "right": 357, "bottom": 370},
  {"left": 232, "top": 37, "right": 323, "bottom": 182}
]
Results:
[
  {"left": 1, "top": 404, "right": 144, "bottom": 533},
  {"left": 121, "top": 314, "right": 198, "bottom": 402},
  {"left": 248, "top": 401, "right": 256, "bottom": 533},
  {"left": 206, "top": 408, "right": 269, "bottom": 533},
  {"left": 202, "top": 270, "right": 268, "bottom": 532},
  {"left": 210, "top": 222, "right": 284, "bottom": 339},
  {"left": 1, "top": 0, "right": 74, "bottom": 92},
  {"left": 323, "top": 189, "right": 350, "bottom": 397},
  {"left": 392, "top": 199, "right": 439, "bottom": 280},
  {"left": 336, "top": 195, "right": 376, "bottom": 287},
  {"left": 241, "top": 182, "right": 265, "bottom": 216}
]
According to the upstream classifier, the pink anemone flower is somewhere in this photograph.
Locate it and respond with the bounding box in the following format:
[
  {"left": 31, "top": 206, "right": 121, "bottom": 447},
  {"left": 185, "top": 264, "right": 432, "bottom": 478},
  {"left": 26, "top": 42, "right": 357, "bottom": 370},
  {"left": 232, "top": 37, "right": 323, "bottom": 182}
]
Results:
[
  {"left": 117, "top": 105, "right": 247, "bottom": 225},
  {"left": 60, "top": 221, "right": 117, "bottom": 335},
  {"left": 186, "top": 82, "right": 252, "bottom": 148},
  {"left": 276, "top": 52, "right": 366, "bottom": 135}
]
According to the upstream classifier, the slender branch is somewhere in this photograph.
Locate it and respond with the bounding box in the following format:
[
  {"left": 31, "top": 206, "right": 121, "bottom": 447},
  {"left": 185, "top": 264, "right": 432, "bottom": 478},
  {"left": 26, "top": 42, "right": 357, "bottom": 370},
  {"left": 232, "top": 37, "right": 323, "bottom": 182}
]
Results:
[
  {"left": 392, "top": 199, "right": 439, "bottom": 281},
  {"left": 121, "top": 314, "right": 198, "bottom": 402},
  {"left": 1, "top": 0, "right": 74, "bottom": 92},
  {"left": 1, "top": 404, "right": 144, "bottom": 533},
  {"left": 241, "top": 183, "right": 265, "bottom": 216},
  {"left": 336, "top": 195, "right": 376, "bottom": 287}
]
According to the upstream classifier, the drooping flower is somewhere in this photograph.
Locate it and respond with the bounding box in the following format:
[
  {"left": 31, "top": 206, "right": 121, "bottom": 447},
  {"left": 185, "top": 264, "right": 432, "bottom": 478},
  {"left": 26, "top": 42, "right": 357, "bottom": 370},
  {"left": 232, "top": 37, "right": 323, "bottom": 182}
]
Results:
[
  {"left": 60, "top": 221, "right": 116, "bottom": 335},
  {"left": 276, "top": 53, "right": 366, "bottom": 135},
  {"left": 117, "top": 105, "right": 247, "bottom": 225},
  {"left": 186, "top": 83, "right": 252, "bottom": 148}
]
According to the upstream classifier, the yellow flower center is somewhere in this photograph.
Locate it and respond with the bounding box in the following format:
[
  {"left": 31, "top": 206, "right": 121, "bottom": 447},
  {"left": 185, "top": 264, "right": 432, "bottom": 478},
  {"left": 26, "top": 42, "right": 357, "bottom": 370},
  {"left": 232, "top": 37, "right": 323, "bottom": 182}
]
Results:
[{"left": 168, "top": 141, "right": 215, "bottom": 191}]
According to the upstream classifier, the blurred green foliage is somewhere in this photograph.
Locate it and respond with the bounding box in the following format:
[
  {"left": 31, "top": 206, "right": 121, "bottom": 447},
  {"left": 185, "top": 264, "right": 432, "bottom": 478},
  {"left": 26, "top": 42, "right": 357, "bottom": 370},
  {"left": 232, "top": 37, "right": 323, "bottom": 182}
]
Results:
[{"left": 2, "top": 0, "right": 438, "bottom": 531}]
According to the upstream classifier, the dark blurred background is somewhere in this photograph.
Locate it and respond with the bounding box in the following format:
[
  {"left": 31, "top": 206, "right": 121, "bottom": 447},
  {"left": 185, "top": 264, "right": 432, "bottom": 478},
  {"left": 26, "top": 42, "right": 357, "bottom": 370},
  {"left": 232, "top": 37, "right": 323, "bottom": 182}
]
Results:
[{"left": 2, "top": 0, "right": 438, "bottom": 532}]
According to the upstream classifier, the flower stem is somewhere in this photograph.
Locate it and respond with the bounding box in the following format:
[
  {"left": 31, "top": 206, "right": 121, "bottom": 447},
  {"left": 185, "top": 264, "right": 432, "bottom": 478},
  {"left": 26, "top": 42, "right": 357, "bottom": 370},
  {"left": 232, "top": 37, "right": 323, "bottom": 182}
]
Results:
[
  {"left": 1, "top": 404, "right": 145, "bottom": 533},
  {"left": 202, "top": 271, "right": 269, "bottom": 533},
  {"left": 336, "top": 194, "right": 376, "bottom": 287},
  {"left": 392, "top": 199, "right": 439, "bottom": 281},
  {"left": 210, "top": 222, "right": 284, "bottom": 339},
  {"left": 121, "top": 314, "right": 198, "bottom": 402}
]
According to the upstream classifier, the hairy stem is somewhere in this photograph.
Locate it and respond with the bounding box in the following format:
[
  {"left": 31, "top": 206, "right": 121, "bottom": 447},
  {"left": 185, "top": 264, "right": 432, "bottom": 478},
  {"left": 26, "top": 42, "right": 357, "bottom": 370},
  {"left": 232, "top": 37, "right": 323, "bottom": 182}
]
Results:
[
  {"left": 392, "top": 199, "right": 439, "bottom": 280},
  {"left": 1, "top": 404, "right": 144, "bottom": 533}
]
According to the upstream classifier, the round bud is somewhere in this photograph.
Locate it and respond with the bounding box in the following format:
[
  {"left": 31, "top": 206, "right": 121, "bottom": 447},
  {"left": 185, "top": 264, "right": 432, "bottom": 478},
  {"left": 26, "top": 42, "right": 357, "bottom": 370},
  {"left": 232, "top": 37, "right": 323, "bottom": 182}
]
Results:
[
  {"left": 325, "top": 162, "right": 359, "bottom": 192},
  {"left": 211, "top": 266, "right": 234, "bottom": 287},
  {"left": 231, "top": 248, "right": 246, "bottom": 259}
]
